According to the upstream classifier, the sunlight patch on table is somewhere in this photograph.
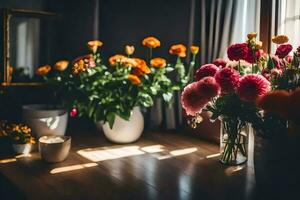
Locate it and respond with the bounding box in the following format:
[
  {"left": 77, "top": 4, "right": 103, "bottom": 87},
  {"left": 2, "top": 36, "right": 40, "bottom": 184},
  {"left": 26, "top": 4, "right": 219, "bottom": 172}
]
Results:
[{"left": 50, "top": 163, "right": 98, "bottom": 174}]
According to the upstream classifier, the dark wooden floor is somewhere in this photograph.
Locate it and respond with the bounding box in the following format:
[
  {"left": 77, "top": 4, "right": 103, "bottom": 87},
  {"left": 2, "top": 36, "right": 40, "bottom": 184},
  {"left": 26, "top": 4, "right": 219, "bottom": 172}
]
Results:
[{"left": 0, "top": 129, "right": 257, "bottom": 200}]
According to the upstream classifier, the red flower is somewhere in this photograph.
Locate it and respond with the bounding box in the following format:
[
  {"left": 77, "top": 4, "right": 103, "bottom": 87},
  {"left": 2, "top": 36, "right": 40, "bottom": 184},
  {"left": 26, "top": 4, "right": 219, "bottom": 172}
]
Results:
[
  {"left": 297, "top": 46, "right": 300, "bottom": 56},
  {"left": 181, "top": 82, "right": 209, "bottom": 116},
  {"left": 213, "top": 58, "right": 227, "bottom": 68},
  {"left": 214, "top": 67, "right": 240, "bottom": 94},
  {"left": 285, "top": 55, "right": 293, "bottom": 63},
  {"left": 70, "top": 108, "right": 78, "bottom": 117},
  {"left": 271, "top": 55, "right": 283, "bottom": 69},
  {"left": 275, "top": 44, "right": 293, "bottom": 58},
  {"left": 197, "top": 77, "right": 221, "bottom": 99},
  {"left": 261, "top": 69, "right": 271, "bottom": 81},
  {"left": 245, "top": 49, "right": 264, "bottom": 63},
  {"left": 237, "top": 74, "right": 270, "bottom": 102},
  {"left": 227, "top": 43, "right": 249, "bottom": 61},
  {"left": 194, "top": 64, "right": 219, "bottom": 81}
]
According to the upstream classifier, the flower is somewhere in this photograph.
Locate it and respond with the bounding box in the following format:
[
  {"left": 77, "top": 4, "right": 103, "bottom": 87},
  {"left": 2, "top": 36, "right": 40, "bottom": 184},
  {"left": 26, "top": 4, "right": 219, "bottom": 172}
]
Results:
[
  {"left": 150, "top": 57, "right": 166, "bottom": 68},
  {"left": 108, "top": 54, "right": 127, "bottom": 66},
  {"left": 271, "top": 55, "right": 283, "bottom": 69},
  {"left": 256, "top": 90, "right": 290, "bottom": 118},
  {"left": 261, "top": 69, "right": 271, "bottom": 81},
  {"left": 213, "top": 58, "right": 227, "bottom": 68},
  {"left": 190, "top": 45, "right": 199, "bottom": 54},
  {"left": 128, "top": 74, "right": 141, "bottom": 85},
  {"left": 54, "top": 60, "right": 69, "bottom": 71},
  {"left": 169, "top": 44, "right": 187, "bottom": 57},
  {"left": 87, "top": 40, "right": 103, "bottom": 53},
  {"left": 237, "top": 74, "right": 270, "bottom": 102},
  {"left": 142, "top": 36, "right": 161, "bottom": 48},
  {"left": 125, "top": 45, "right": 135, "bottom": 56},
  {"left": 275, "top": 44, "right": 293, "bottom": 58},
  {"left": 70, "top": 108, "right": 78, "bottom": 117},
  {"left": 244, "top": 49, "right": 263, "bottom": 63},
  {"left": 247, "top": 32, "right": 257, "bottom": 39},
  {"left": 297, "top": 46, "right": 300, "bottom": 56},
  {"left": 35, "top": 65, "right": 51, "bottom": 76},
  {"left": 181, "top": 82, "right": 209, "bottom": 116},
  {"left": 214, "top": 67, "right": 240, "bottom": 94},
  {"left": 285, "top": 55, "right": 293, "bottom": 63},
  {"left": 133, "top": 58, "right": 151, "bottom": 75},
  {"left": 255, "top": 41, "right": 263, "bottom": 49},
  {"left": 227, "top": 43, "right": 249, "bottom": 61},
  {"left": 72, "top": 54, "right": 93, "bottom": 74},
  {"left": 197, "top": 77, "right": 221, "bottom": 99},
  {"left": 272, "top": 35, "right": 289, "bottom": 44},
  {"left": 194, "top": 64, "right": 219, "bottom": 81}
]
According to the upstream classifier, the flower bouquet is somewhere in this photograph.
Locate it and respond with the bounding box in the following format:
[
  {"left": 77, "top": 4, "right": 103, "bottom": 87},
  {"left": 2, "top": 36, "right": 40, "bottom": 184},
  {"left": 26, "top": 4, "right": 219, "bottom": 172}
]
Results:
[
  {"left": 181, "top": 32, "right": 271, "bottom": 165},
  {"left": 36, "top": 36, "right": 198, "bottom": 142}
]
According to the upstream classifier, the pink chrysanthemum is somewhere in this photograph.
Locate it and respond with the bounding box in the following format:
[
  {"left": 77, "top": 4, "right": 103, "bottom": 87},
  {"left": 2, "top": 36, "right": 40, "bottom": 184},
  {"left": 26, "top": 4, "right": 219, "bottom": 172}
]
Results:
[
  {"left": 275, "top": 44, "right": 293, "bottom": 58},
  {"left": 244, "top": 49, "right": 264, "bottom": 63},
  {"left": 213, "top": 58, "right": 227, "bottom": 68},
  {"left": 181, "top": 82, "right": 209, "bottom": 116},
  {"left": 237, "top": 74, "right": 271, "bottom": 102},
  {"left": 227, "top": 43, "right": 249, "bottom": 61},
  {"left": 197, "top": 77, "right": 221, "bottom": 98},
  {"left": 214, "top": 67, "right": 240, "bottom": 94},
  {"left": 194, "top": 64, "right": 219, "bottom": 81}
]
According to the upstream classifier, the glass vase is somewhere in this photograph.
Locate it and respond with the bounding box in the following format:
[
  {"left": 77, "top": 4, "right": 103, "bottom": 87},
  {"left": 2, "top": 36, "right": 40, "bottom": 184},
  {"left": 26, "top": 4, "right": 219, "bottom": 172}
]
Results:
[{"left": 219, "top": 119, "right": 250, "bottom": 165}]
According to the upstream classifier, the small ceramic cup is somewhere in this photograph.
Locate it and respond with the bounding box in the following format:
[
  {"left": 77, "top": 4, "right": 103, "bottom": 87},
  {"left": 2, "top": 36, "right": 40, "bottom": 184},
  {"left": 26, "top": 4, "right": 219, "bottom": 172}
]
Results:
[{"left": 39, "top": 136, "right": 71, "bottom": 163}]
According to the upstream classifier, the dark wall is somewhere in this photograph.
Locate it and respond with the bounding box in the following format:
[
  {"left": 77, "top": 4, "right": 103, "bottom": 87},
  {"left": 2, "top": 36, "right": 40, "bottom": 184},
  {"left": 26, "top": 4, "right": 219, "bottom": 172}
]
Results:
[{"left": 99, "top": 0, "right": 192, "bottom": 61}]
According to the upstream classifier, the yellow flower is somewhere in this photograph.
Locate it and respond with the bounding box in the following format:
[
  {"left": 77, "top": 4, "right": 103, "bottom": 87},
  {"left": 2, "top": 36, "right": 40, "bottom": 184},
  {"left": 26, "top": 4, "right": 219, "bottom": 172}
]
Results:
[
  {"left": 35, "top": 65, "right": 51, "bottom": 76},
  {"left": 247, "top": 32, "right": 257, "bottom": 39},
  {"left": 142, "top": 36, "right": 161, "bottom": 48},
  {"left": 255, "top": 41, "right": 263, "bottom": 49},
  {"left": 169, "top": 44, "right": 187, "bottom": 57},
  {"left": 128, "top": 74, "right": 141, "bottom": 85},
  {"left": 125, "top": 45, "right": 135, "bottom": 56},
  {"left": 87, "top": 40, "right": 103, "bottom": 53},
  {"left": 190, "top": 45, "right": 199, "bottom": 54},
  {"left": 272, "top": 35, "right": 289, "bottom": 44},
  {"left": 150, "top": 58, "right": 166, "bottom": 68},
  {"left": 54, "top": 60, "right": 69, "bottom": 71},
  {"left": 72, "top": 54, "right": 92, "bottom": 74}
]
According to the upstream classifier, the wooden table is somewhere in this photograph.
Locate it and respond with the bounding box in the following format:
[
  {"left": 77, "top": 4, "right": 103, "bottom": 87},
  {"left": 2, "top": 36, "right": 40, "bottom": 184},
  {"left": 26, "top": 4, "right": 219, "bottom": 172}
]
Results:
[{"left": 0, "top": 129, "right": 258, "bottom": 200}]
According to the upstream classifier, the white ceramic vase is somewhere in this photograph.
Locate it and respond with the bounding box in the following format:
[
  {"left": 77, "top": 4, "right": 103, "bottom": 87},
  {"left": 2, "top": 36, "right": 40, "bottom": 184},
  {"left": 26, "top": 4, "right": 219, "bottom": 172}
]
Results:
[
  {"left": 22, "top": 104, "right": 68, "bottom": 138},
  {"left": 12, "top": 143, "right": 32, "bottom": 154},
  {"left": 97, "top": 107, "right": 144, "bottom": 143}
]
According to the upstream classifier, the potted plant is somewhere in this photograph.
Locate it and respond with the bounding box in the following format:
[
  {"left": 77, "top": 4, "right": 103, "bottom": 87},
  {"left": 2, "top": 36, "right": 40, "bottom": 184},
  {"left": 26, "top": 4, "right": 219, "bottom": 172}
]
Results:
[
  {"left": 4, "top": 122, "right": 36, "bottom": 154},
  {"left": 37, "top": 36, "right": 198, "bottom": 143}
]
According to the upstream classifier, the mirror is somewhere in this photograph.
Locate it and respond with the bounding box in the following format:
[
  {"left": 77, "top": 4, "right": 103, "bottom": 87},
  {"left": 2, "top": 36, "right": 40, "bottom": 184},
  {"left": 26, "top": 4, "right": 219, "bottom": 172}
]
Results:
[{"left": 0, "top": 8, "right": 57, "bottom": 86}]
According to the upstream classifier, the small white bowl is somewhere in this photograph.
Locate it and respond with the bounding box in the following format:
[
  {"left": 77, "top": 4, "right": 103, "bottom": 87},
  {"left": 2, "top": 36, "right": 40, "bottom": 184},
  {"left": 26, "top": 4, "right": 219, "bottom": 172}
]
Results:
[{"left": 39, "top": 136, "right": 71, "bottom": 163}]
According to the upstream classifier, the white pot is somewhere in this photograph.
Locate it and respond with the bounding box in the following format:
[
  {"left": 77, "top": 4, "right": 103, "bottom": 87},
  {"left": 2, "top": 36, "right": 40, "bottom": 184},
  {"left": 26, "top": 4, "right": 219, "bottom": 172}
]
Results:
[
  {"left": 97, "top": 107, "right": 144, "bottom": 143},
  {"left": 22, "top": 104, "right": 68, "bottom": 138},
  {"left": 12, "top": 143, "right": 32, "bottom": 154}
]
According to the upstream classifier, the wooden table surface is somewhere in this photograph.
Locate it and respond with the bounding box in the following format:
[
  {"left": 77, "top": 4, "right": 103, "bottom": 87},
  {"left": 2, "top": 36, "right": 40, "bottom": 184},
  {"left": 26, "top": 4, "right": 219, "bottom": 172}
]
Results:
[{"left": 0, "top": 129, "right": 258, "bottom": 200}]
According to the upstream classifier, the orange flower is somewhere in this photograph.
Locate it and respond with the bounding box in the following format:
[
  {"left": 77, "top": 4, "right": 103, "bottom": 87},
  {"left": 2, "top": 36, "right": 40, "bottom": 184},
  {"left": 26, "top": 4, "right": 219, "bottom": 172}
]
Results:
[
  {"left": 169, "top": 44, "right": 187, "bottom": 57},
  {"left": 247, "top": 32, "right": 257, "bottom": 39},
  {"left": 125, "top": 45, "right": 135, "bottom": 56},
  {"left": 35, "top": 65, "right": 51, "bottom": 76},
  {"left": 72, "top": 54, "right": 93, "bottom": 74},
  {"left": 255, "top": 41, "right": 263, "bottom": 49},
  {"left": 108, "top": 54, "right": 127, "bottom": 66},
  {"left": 150, "top": 57, "right": 166, "bottom": 68},
  {"left": 133, "top": 58, "right": 151, "bottom": 76},
  {"left": 54, "top": 60, "right": 69, "bottom": 71},
  {"left": 87, "top": 40, "right": 103, "bottom": 53},
  {"left": 142, "top": 36, "right": 161, "bottom": 48},
  {"left": 190, "top": 45, "right": 199, "bottom": 54},
  {"left": 256, "top": 90, "right": 290, "bottom": 118},
  {"left": 272, "top": 35, "right": 289, "bottom": 44},
  {"left": 128, "top": 74, "right": 141, "bottom": 85}
]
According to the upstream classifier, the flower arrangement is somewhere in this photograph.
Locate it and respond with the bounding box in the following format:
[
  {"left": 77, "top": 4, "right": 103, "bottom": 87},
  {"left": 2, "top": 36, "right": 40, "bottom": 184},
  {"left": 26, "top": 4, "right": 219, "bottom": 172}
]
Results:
[
  {"left": 181, "top": 32, "right": 271, "bottom": 164},
  {"left": 36, "top": 37, "right": 198, "bottom": 128},
  {"left": 0, "top": 121, "right": 35, "bottom": 145}
]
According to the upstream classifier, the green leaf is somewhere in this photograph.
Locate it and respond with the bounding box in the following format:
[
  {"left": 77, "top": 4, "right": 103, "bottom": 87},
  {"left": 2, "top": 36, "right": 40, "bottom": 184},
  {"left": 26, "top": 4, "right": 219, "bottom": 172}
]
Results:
[
  {"left": 163, "top": 92, "right": 173, "bottom": 102},
  {"left": 107, "top": 112, "right": 116, "bottom": 129}
]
